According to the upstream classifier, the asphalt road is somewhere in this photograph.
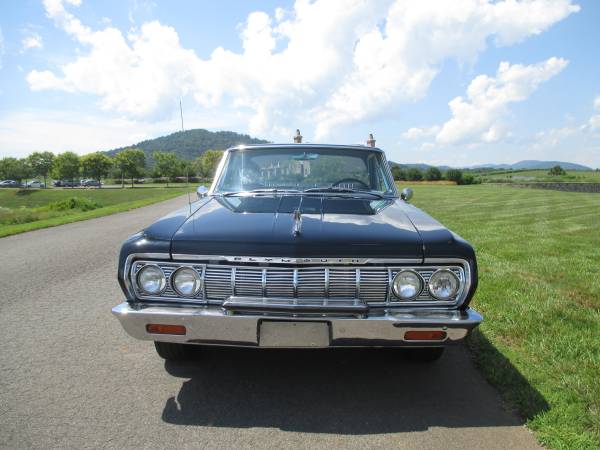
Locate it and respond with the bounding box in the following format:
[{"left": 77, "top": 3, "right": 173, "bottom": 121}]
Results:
[{"left": 0, "top": 196, "right": 541, "bottom": 449}]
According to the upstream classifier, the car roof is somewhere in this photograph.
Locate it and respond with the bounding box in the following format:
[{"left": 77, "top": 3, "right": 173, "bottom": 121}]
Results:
[{"left": 226, "top": 143, "right": 383, "bottom": 153}]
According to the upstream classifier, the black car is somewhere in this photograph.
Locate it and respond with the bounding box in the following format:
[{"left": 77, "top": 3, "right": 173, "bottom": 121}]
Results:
[
  {"left": 60, "top": 180, "right": 81, "bottom": 187},
  {"left": 112, "top": 142, "right": 481, "bottom": 362}
]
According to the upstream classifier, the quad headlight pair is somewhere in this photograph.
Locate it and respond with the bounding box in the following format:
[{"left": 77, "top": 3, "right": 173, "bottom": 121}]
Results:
[
  {"left": 392, "top": 269, "right": 460, "bottom": 301},
  {"left": 136, "top": 265, "right": 201, "bottom": 297}
]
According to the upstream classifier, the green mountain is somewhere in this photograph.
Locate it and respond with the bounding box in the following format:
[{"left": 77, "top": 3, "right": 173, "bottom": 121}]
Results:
[{"left": 106, "top": 129, "right": 270, "bottom": 161}]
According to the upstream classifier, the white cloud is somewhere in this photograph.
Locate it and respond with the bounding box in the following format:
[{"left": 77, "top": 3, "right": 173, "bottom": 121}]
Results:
[
  {"left": 432, "top": 58, "right": 568, "bottom": 145},
  {"left": 531, "top": 127, "right": 600, "bottom": 168},
  {"left": 594, "top": 95, "right": 600, "bottom": 112},
  {"left": 28, "top": 0, "right": 579, "bottom": 140},
  {"left": 402, "top": 126, "right": 439, "bottom": 140},
  {"left": 21, "top": 33, "right": 44, "bottom": 52}
]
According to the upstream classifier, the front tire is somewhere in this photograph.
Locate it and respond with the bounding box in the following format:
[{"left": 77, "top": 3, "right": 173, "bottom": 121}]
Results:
[
  {"left": 154, "top": 341, "right": 193, "bottom": 361},
  {"left": 405, "top": 347, "right": 445, "bottom": 362}
]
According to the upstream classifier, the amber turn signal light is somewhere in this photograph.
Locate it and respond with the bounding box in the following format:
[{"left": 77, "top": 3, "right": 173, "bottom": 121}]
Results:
[
  {"left": 146, "top": 324, "right": 186, "bottom": 335},
  {"left": 404, "top": 330, "right": 447, "bottom": 341}
]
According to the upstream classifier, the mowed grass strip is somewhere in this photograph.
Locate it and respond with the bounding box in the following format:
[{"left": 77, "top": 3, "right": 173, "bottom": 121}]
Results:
[
  {"left": 0, "top": 187, "right": 195, "bottom": 238},
  {"left": 405, "top": 184, "right": 600, "bottom": 449}
]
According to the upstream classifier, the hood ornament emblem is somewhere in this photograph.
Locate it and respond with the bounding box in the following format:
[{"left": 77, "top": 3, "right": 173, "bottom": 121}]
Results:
[{"left": 292, "top": 209, "right": 302, "bottom": 236}]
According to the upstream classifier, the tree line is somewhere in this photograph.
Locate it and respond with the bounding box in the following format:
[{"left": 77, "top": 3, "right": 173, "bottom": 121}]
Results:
[
  {"left": 0, "top": 149, "right": 224, "bottom": 188},
  {"left": 391, "top": 165, "right": 480, "bottom": 185}
]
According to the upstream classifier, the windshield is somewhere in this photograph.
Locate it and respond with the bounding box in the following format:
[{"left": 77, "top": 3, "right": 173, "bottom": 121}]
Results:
[{"left": 214, "top": 147, "right": 395, "bottom": 195}]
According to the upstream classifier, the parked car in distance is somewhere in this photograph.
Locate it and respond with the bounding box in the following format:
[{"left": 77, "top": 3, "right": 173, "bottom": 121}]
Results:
[
  {"left": 25, "top": 179, "right": 45, "bottom": 188},
  {"left": 0, "top": 180, "right": 22, "bottom": 188},
  {"left": 82, "top": 179, "right": 101, "bottom": 187},
  {"left": 61, "top": 180, "right": 81, "bottom": 187},
  {"left": 113, "top": 142, "right": 482, "bottom": 363}
]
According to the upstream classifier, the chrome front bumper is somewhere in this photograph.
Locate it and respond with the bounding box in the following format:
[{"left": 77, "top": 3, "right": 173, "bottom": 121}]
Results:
[{"left": 112, "top": 302, "right": 483, "bottom": 348}]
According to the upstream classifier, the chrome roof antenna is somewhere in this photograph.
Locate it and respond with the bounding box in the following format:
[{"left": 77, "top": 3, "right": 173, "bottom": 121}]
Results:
[
  {"left": 294, "top": 129, "right": 303, "bottom": 143},
  {"left": 179, "top": 98, "right": 185, "bottom": 132},
  {"left": 179, "top": 98, "right": 192, "bottom": 214},
  {"left": 367, "top": 133, "right": 376, "bottom": 147}
]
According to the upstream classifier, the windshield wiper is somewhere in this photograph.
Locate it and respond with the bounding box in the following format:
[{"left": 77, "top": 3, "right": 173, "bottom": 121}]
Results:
[
  {"left": 222, "top": 188, "right": 301, "bottom": 196},
  {"left": 302, "top": 187, "right": 383, "bottom": 198},
  {"left": 250, "top": 188, "right": 302, "bottom": 193}
]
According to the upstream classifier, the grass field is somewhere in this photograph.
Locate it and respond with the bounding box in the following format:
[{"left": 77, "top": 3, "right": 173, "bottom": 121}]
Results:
[
  {"left": 481, "top": 169, "right": 600, "bottom": 184},
  {"left": 405, "top": 184, "right": 600, "bottom": 449},
  {"left": 0, "top": 187, "right": 196, "bottom": 238}
]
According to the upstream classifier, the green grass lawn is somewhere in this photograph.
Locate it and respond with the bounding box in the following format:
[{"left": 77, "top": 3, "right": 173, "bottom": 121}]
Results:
[
  {"left": 405, "top": 184, "right": 600, "bottom": 449},
  {"left": 481, "top": 169, "right": 600, "bottom": 184},
  {"left": 0, "top": 187, "right": 196, "bottom": 238}
]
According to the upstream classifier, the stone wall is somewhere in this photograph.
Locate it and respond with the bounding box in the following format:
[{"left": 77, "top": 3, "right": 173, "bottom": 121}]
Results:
[{"left": 509, "top": 183, "right": 600, "bottom": 193}]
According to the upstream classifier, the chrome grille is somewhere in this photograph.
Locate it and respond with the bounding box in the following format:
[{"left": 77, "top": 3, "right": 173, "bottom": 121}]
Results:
[
  {"left": 204, "top": 266, "right": 232, "bottom": 300},
  {"left": 234, "top": 268, "right": 263, "bottom": 297},
  {"left": 130, "top": 260, "right": 467, "bottom": 307},
  {"left": 266, "top": 269, "right": 295, "bottom": 298}
]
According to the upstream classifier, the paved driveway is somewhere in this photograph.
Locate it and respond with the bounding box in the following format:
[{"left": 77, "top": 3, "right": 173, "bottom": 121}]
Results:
[{"left": 0, "top": 196, "right": 541, "bottom": 449}]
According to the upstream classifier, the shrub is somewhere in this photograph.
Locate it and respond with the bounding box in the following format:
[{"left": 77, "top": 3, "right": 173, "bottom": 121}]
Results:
[
  {"left": 462, "top": 173, "right": 476, "bottom": 185},
  {"left": 445, "top": 169, "right": 463, "bottom": 184},
  {"left": 424, "top": 167, "right": 442, "bottom": 181},
  {"left": 548, "top": 165, "right": 566, "bottom": 176},
  {"left": 47, "top": 197, "right": 101, "bottom": 212},
  {"left": 391, "top": 166, "right": 407, "bottom": 181},
  {"left": 407, "top": 168, "right": 423, "bottom": 181}
]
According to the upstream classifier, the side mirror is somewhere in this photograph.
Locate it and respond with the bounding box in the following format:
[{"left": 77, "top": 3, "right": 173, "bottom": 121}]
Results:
[
  {"left": 401, "top": 187, "right": 413, "bottom": 201},
  {"left": 196, "top": 185, "right": 209, "bottom": 198}
]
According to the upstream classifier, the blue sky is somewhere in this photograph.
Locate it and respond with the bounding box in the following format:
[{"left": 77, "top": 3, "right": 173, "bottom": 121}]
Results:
[{"left": 0, "top": 0, "right": 599, "bottom": 167}]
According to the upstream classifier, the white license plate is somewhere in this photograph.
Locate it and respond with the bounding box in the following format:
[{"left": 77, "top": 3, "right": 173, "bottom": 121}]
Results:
[{"left": 259, "top": 321, "right": 330, "bottom": 348}]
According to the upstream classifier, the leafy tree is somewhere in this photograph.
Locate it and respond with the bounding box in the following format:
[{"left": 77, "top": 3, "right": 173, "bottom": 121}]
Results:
[
  {"left": 445, "top": 169, "right": 463, "bottom": 184},
  {"left": 0, "top": 157, "right": 30, "bottom": 183},
  {"left": 462, "top": 173, "right": 475, "bottom": 185},
  {"left": 406, "top": 167, "right": 423, "bottom": 181},
  {"left": 27, "top": 151, "right": 55, "bottom": 188},
  {"left": 81, "top": 152, "right": 113, "bottom": 187},
  {"left": 21, "top": 159, "right": 34, "bottom": 187},
  {"left": 193, "top": 149, "right": 223, "bottom": 180},
  {"left": 178, "top": 159, "right": 194, "bottom": 180},
  {"left": 548, "top": 165, "right": 566, "bottom": 176},
  {"left": 52, "top": 152, "right": 81, "bottom": 187},
  {"left": 391, "top": 165, "right": 407, "bottom": 181},
  {"left": 424, "top": 166, "right": 442, "bottom": 181},
  {"left": 153, "top": 151, "right": 181, "bottom": 187},
  {"left": 114, "top": 148, "right": 146, "bottom": 188}
]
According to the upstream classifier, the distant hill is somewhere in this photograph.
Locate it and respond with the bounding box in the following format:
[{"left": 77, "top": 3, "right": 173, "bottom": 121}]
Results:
[
  {"left": 105, "top": 129, "right": 270, "bottom": 162},
  {"left": 391, "top": 160, "right": 592, "bottom": 171},
  {"left": 469, "top": 160, "right": 592, "bottom": 171},
  {"left": 389, "top": 162, "right": 452, "bottom": 171}
]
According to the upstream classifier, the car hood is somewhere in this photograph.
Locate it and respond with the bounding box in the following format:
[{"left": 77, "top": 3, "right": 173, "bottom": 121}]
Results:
[{"left": 170, "top": 195, "right": 424, "bottom": 259}]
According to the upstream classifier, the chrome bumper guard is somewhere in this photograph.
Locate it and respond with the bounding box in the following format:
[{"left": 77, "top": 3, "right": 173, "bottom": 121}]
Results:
[{"left": 112, "top": 302, "right": 483, "bottom": 348}]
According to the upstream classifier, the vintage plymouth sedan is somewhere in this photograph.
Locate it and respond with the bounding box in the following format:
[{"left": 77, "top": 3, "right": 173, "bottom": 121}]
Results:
[{"left": 112, "top": 142, "right": 482, "bottom": 362}]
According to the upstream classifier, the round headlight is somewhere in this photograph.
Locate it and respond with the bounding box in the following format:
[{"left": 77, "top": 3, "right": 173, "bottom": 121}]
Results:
[
  {"left": 428, "top": 269, "right": 460, "bottom": 300},
  {"left": 392, "top": 269, "right": 423, "bottom": 300},
  {"left": 172, "top": 267, "right": 202, "bottom": 297},
  {"left": 137, "top": 265, "right": 166, "bottom": 295}
]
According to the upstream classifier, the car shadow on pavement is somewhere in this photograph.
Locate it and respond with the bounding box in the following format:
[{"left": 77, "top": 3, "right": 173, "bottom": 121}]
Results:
[{"left": 161, "top": 343, "right": 548, "bottom": 434}]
